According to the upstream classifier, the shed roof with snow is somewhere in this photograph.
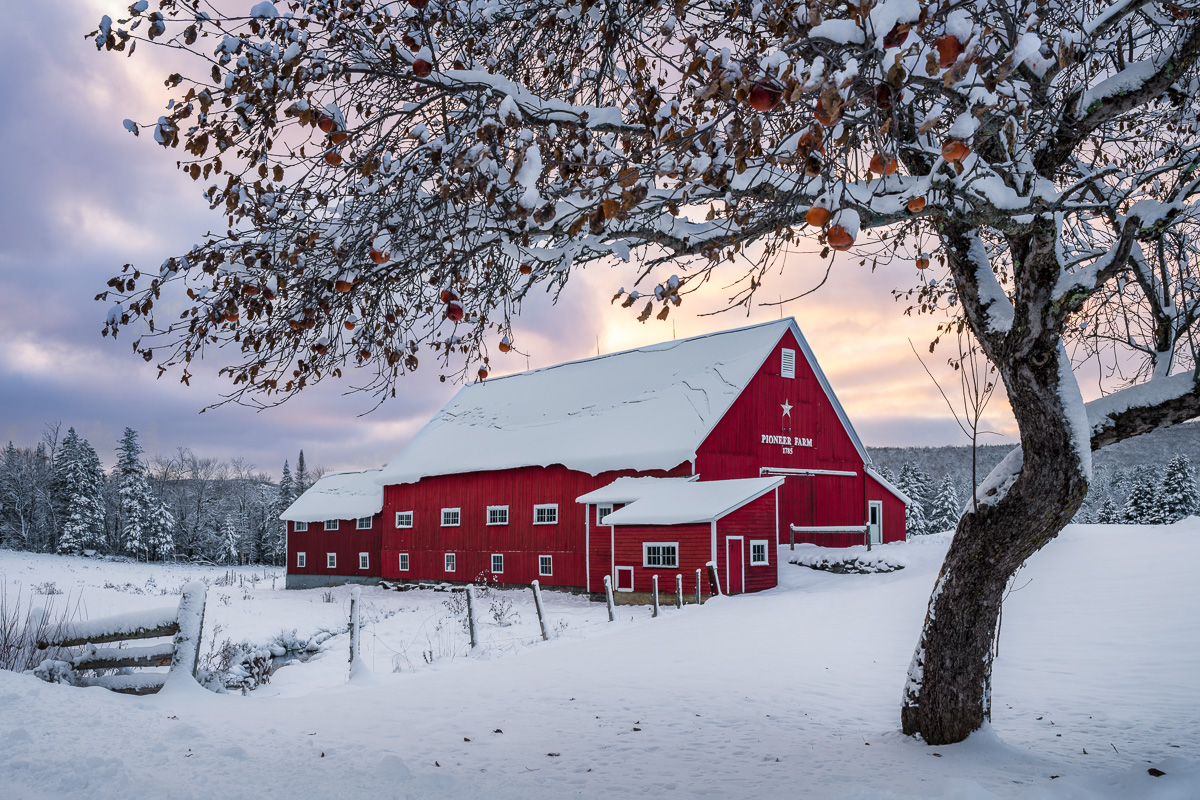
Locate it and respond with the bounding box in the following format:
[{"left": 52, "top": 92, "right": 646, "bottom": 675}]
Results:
[
  {"left": 279, "top": 468, "right": 384, "bottom": 523},
  {"left": 577, "top": 476, "right": 784, "bottom": 525},
  {"left": 377, "top": 318, "right": 868, "bottom": 486}
]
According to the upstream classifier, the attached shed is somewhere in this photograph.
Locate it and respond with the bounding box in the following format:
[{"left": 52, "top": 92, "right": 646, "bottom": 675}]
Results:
[
  {"left": 281, "top": 468, "right": 385, "bottom": 589},
  {"left": 578, "top": 476, "right": 784, "bottom": 597}
]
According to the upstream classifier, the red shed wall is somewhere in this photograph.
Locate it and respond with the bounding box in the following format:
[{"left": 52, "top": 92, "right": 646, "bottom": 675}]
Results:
[
  {"left": 716, "top": 492, "right": 779, "bottom": 594},
  {"left": 287, "top": 516, "right": 383, "bottom": 579},
  {"left": 866, "top": 474, "right": 909, "bottom": 544},
  {"left": 380, "top": 463, "right": 689, "bottom": 589},
  {"left": 694, "top": 328, "right": 871, "bottom": 541},
  {"left": 609, "top": 522, "right": 713, "bottom": 596}
]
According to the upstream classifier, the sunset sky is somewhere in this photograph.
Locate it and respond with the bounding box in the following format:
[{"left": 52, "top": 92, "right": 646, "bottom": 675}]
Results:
[{"left": 0, "top": 1, "right": 1023, "bottom": 479}]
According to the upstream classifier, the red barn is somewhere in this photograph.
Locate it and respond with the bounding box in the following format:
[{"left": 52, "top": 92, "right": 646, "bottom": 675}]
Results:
[
  {"left": 284, "top": 318, "right": 907, "bottom": 594},
  {"left": 281, "top": 468, "right": 384, "bottom": 589}
]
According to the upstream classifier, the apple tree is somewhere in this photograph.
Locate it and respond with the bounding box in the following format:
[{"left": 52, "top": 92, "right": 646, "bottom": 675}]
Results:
[{"left": 93, "top": 0, "right": 1200, "bottom": 743}]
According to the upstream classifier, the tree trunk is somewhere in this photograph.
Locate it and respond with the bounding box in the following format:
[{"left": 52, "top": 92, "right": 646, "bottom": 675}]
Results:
[{"left": 901, "top": 347, "right": 1090, "bottom": 744}]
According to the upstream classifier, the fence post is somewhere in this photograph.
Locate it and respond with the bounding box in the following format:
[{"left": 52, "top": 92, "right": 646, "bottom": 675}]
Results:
[
  {"left": 531, "top": 580, "right": 550, "bottom": 641},
  {"left": 348, "top": 585, "right": 361, "bottom": 666},
  {"left": 695, "top": 568, "right": 702, "bottom": 605},
  {"left": 651, "top": 575, "right": 660, "bottom": 618},
  {"left": 790, "top": 528, "right": 795, "bottom": 551},
  {"left": 603, "top": 575, "right": 615, "bottom": 622},
  {"left": 171, "top": 581, "right": 208, "bottom": 681},
  {"left": 675, "top": 574, "right": 683, "bottom": 609},
  {"left": 706, "top": 560, "right": 722, "bottom": 596},
  {"left": 465, "top": 585, "right": 478, "bottom": 648}
]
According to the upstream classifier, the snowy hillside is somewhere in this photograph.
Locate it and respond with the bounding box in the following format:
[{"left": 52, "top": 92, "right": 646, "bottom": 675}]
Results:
[{"left": 1, "top": 523, "right": 1198, "bottom": 798}]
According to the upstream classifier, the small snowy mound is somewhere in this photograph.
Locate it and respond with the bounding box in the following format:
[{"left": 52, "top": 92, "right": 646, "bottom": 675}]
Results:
[{"left": 789, "top": 543, "right": 907, "bottom": 573}]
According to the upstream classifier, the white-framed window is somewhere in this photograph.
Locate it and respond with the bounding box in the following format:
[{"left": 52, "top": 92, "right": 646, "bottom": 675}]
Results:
[
  {"left": 781, "top": 347, "right": 796, "bottom": 379},
  {"left": 750, "top": 540, "right": 770, "bottom": 566},
  {"left": 539, "top": 554, "right": 553, "bottom": 576},
  {"left": 294, "top": 521, "right": 308, "bottom": 532},
  {"left": 356, "top": 516, "right": 372, "bottom": 530},
  {"left": 597, "top": 504, "right": 613, "bottom": 525},
  {"left": 615, "top": 566, "right": 634, "bottom": 592},
  {"left": 487, "top": 505, "right": 509, "bottom": 526},
  {"left": 296, "top": 552, "right": 306, "bottom": 568},
  {"left": 441, "top": 508, "right": 461, "bottom": 527},
  {"left": 326, "top": 552, "right": 337, "bottom": 569},
  {"left": 398, "top": 552, "right": 410, "bottom": 572},
  {"left": 359, "top": 552, "right": 370, "bottom": 570},
  {"left": 533, "top": 504, "right": 558, "bottom": 525},
  {"left": 324, "top": 519, "right": 339, "bottom": 531},
  {"left": 643, "top": 542, "right": 679, "bottom": 568},
  {"left": 444, "top": 553, "right": 457, "bottom": 572},
  {"left": 491, "top": 554, "right": 504, "bottom": 574},
  {"left": 396, "top": 511, "right": 413, "bottom": 528}
]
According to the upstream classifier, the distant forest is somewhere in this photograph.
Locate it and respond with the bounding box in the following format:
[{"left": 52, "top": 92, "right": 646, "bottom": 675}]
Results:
[
  {"left": 869, "top": 420, "right": 1200, "bottom": 531},
  {"left": 0, "top": 423, "right": 312, "bottom": 565}
]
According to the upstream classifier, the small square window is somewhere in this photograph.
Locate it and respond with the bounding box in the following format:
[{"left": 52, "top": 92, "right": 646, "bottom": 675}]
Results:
[
  {"left": 533, "top": 504, "right": 558, "bottom": 525},
  {"left": 324, "top": 519, "right": 339, "bottom": 531},
  {"left": 445, "top": 553, "right": 457, "bottom": 572},
  {"left": 491, "top": 554, "right": 504, "bottom": 574},
  {"left": 326, "top": 552, "right": 337, "bottom": 569},
  {"left": 396, "top": 511, "right": 413, "bottom": 528},
  {"left": 398, "top": 552, "right": 410, "bottom": 572},
  {"left": 781, "top": 348, "right": 796, "bottom": 379},
  {"left": 643, "top": 543, "right": 678, "bottom": 568},
  {"left": 539, "top": 555, "right": 553, "bottom": 576},
  {"left": 294, "top": 521, "right": 308, "bottom": 532},
  {"left": 487, "top": 506, "right": 509, "bottom": 526},
  {"left": 356, "top": 516, "right": 372, "bottom": 530},
  {"left": 296, "top": 552, "right": 306, "bottom": 568},
  {"left": 750, "top": 540, "right": 769, "bottom": 566},
  {"left": 359, "top": 552, "right": 370, "bottom": 570},
  {"left": 441, "top": 508, "right": 461, "bottom": 527},
  {"left": 597, "top": 505, "right": 613, "bottom": 525}
]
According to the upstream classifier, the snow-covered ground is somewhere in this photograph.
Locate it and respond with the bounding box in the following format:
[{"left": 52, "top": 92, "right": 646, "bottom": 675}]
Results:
[{"left": 1, "top": 522, "right": 1198, "bottom": 798}]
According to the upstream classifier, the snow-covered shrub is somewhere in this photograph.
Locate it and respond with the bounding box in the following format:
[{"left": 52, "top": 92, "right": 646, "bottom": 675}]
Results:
[
  {"left": 489, "top": 595, "right": 518, "bottom": 627},
  {"left": 31, "top": 582, "right": 63, "bottom": 596},
  {"left": 0, "top": 582, "right": 82, "bottom": 673}
]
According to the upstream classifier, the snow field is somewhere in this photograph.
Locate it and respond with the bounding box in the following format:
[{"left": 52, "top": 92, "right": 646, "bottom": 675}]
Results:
[{"left": 1, "top": 521, "right": 1198, "bottom": 798}]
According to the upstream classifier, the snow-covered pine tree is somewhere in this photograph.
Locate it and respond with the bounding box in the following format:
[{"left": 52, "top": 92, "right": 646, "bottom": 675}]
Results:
[
  {"left": 930, "top": 476, "right": 961, "bottom": 534},
  {"left": 221, "top": 514, "right": 240, "bottom": 565},
  {"left": 269, "top": 460, "right": 294, "bottom": 565},
  {"left": 1156, "top": 454, "right": 1199, "bottom": 524},
  {"left": 144, "top": 496, "right": 175, "bottom": 561},
  {"left": 898, "top": 464, "right": 930, "bottom": 536},
  {"left": 0, "top": 442, "right": 28, "bottom": 549},
  {"left": 1122, "top": 471, "right": 1160, "bottom": 525},
  {"left": 295, "top": 450, "right": 310, "bottom": 496},
  {"left": 1096, "top": 496, "right": 1121, "bottom": 524},
  {"left": 116, "top": 427, "right": 151, "bottom": 558},
  {"left": 54, "top": 428, "right": 107, "bottom": 554}
]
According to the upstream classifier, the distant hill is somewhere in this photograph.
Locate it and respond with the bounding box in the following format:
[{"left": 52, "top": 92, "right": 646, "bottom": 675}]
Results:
[{"left": 867, "top": 420, "right": 1200, "bottom": 519}]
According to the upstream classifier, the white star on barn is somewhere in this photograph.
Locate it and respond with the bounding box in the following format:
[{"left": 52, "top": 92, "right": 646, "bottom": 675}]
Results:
[{"left": 781, "top": 399, "right": 792, "bottom": 418}]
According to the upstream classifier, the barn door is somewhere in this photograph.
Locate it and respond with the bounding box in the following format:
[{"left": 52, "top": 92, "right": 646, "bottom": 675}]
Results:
[
  {"left": 726, "top": 537, "right": 745, "bottom": 594},
  {"left": 868, "top": 501, "right": 883, "bottom": 546}
]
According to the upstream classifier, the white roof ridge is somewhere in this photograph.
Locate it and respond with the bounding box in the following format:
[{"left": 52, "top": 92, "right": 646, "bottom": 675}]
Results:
[{"left": 467, "top": 317, "right": 793, "bottom": 386}]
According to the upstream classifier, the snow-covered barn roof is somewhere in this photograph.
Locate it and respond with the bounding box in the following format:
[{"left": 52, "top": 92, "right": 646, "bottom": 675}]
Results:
[
  {"left": 578, "top": 476, "right": 785, "bottom": 525},
  {"left": 279, "top": 468, "right": 384, "bottom": 522},
  {"left": 376, "top": 318, "right": 869, "bottom": 486}
]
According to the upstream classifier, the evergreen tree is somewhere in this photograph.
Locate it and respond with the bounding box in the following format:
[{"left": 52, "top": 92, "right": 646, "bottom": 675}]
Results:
[
  {"left": 1156, "top": 454, "right": 1199, "bottom": 523},
  {"left": 0, "top": 442, "right": 30, "bottom": 549},
  {"left": 221, "top": 514, "right": 240, "bottom": 564},
  {"left": 295, "top": 450, "right": 310, "bottom": 496},
  {"left": 929, "top": 476, "right": 961, "bottom": 533},
  {"left": 269, "top": 460, "right": 294, "bottom": 565},
  {"left": 54, "top": 428, "right": 106, "bottom": 554},
  {"left": 1096, "top": 496, "right": 1121, "bottom": 524},
  {"left": 898, "top": 464, "right": 931, "bottom": 535},
  {"left": 116, "top": 427, "right": 151, "bottom": 558},
  {"left": 1121, "top": 471, "right": 1159, "bottom": 524}
]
